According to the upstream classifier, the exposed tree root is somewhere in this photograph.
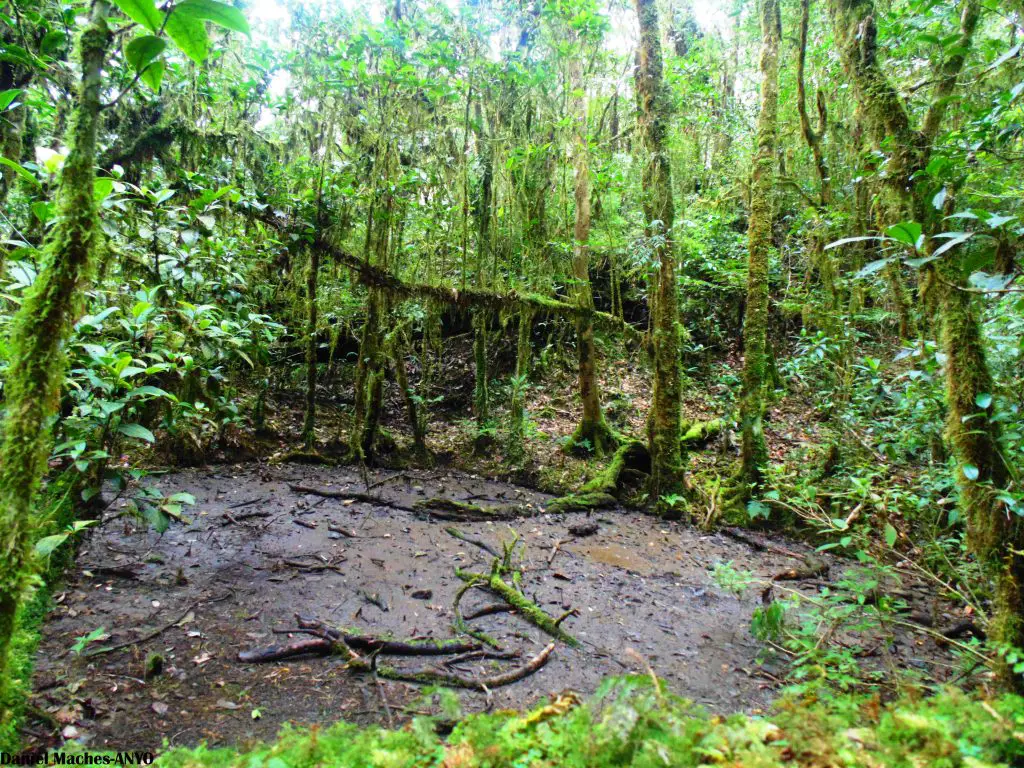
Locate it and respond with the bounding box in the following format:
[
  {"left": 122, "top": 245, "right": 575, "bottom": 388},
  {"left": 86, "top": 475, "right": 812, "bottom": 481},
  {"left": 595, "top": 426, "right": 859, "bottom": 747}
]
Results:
[
  {"left": 274, "top": 450, "right": 338, "bottom": 465},
  {"left": 288, "top": 484, "right": 418, "bottom": 512},
  {"left": 546, "top": 441, "right": 650, "bottom": 514},
  {"left": 239, "top": 617, "right": 482, "bottom": 663}
]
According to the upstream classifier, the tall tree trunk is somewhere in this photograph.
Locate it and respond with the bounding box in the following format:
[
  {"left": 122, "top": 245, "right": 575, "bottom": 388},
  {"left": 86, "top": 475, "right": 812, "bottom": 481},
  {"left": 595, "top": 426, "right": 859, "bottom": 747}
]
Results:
[
  {"left": 509, "top": 307, "right": 533, "bottom": 459},
  {"left": 635, "top": 0, "right": 684, "bottom": 510},
  {"left": 568, "top": 43, "right": 615, "bottom": 455},
  {"left": 736, "top": 0, "right": 781, "bottom": 495},
  {"left": 826, "top": 0, "right": 1023, "bottom": 687},
  {"left": 302, "top": 247, "right": 319, "bottom": 448},
  {"left": 0, "top": 0, "right": 111, "bottom": 719}
]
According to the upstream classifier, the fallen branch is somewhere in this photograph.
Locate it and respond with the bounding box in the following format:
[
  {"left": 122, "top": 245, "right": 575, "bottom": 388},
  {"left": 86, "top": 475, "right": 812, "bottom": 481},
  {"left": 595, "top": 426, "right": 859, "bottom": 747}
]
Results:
[
  {"left": 456, "top": 568, "right": 580, "bottom": 648},
  {"left": 445, "top": 526, "right": 499, "bottom": 557},
  {"left": 87, "top": 591, "right": 233, "bottom": 656},
  {"left": 357, "top": 642, "right": 556, "bottom": 690},
  {"left": 546, "top": 441, "right": 649, "bottom": 514},
  {"left": 319, "top": 240, "right": 643, "bottom": 341},
  {"left": 288, "top": 484, "right": 418, "bottom": 512},
  {"left": 414, "top": 497, "right": 525, "bottom": 521}
]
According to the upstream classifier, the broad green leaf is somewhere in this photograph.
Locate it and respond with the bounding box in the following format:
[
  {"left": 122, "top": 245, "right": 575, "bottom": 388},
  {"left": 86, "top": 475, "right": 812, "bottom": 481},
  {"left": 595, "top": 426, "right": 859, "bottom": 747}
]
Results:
[
  {"left": 174, "top": 0, "right": 250, "bottom": 36},
  {"left": 125, "top": 34, "right": 166, "bottom": 73},
  {"left": 94, "top": 177, "right": 114, "bottom": 201},
  {"left": 975, "top": 393, "right": 992, "bottom": 409},
  {"left": 0, "top": 89, "right": 21, "bottom": 111},
  {"left": 117, "top": 422, "right": 156, "bottom": 443},
  {"left": 142, "top": 505, "right": 170, "bottom": 533},
  {"left": 825, "top": 235, "right": 881, "bottom": 250},
  {"left": 34, "top": 533, "right": 70, "bottom": 557},
  {"left": 141, "top": 60, "right": 165, "bottom": 92},
  {"left": 165, "top": 10, "right": 210, "bottom": 63},
  {"left": 932, "top": 188, "right": 946, "bottom": 210},
  {"left": 0, "top": 156, "right": 39, "bottom": 186},
  {"left": 930, "top": 231, "right": 972, "bottom": 259},
  {"left": 884, "top": 221, "right": 922, "bottom": 249},
  {"left": 40, "top": 29, "right": 67, "bottom": 56},
  {"left": 112, "top": 0, "right": 164, "bottom": 33},
  {"left": 884, "top": 523, "right": 897, "bottom": 548},
  {"left": 962, "top": 464, "right": 980, "bottom": 481}
]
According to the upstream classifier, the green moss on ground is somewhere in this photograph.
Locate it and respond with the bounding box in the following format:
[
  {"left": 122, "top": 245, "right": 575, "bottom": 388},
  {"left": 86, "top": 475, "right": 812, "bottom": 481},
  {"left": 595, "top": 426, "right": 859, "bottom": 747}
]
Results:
[{"left": 156, "top": 679, "right": 1024, "bottom": 767}]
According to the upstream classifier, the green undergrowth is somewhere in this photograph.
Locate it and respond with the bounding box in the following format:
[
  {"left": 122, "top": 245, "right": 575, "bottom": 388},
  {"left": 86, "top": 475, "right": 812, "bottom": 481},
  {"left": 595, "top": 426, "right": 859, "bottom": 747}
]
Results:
[
  {"left": 0, "top": 473, "right": 78, "bottom": 751},
  {"left": 158, "top": 678, "right": 1024, "bottom": 767}
]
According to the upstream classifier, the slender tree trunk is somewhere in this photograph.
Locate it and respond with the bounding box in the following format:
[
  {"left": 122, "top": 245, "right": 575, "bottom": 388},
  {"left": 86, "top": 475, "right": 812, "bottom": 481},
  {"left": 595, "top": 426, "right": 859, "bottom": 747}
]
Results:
[
  {"left": 509, "top": 307, "right": 534, "bottom": 458},
  {"left": 635, "top": 0, "right": 684, "bottom": 509},
  {"left": 736, "top": 0, "right": 781, "bottom": 495},
  {"left": 302, "top": 247, "right": 319, "bottom": 448},
  {"left": 0, "top": 0, "right": 111, "bottom": 719},
  {"left": 568, "top": 44, "right": 615, "bottom": 455}
]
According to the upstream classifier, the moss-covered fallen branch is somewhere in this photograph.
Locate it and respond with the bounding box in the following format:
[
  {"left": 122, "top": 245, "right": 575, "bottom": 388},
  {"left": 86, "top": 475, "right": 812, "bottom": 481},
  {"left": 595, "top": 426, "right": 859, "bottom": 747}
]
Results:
[
  {"left": 455, "top": 567, "right": 580, "bottom": 648},
  {"left": 546, "top": 441, "right": 649, "bottom": 514},
  {"left": 318, "top": 240, "right": 644, "bottom": 341},
  {"left": 680, "top": 417, "right": 730, "bottom": 448}
]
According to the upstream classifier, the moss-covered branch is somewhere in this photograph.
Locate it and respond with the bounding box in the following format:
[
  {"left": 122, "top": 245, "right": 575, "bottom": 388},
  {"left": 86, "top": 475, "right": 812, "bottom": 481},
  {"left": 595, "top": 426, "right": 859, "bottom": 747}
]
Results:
[
  {"left": 547, "top": 441, "right": 649, "bottom": 514},
  {"left": 317, "top": 240, "right": 643, "bottom": 341}
]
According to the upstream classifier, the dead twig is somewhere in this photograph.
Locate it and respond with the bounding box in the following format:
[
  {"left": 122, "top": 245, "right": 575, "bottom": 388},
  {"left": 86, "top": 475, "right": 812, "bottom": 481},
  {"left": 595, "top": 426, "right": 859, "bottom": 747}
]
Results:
[{"left": 87, "top": 591, "right": 233, "bottom": 657}]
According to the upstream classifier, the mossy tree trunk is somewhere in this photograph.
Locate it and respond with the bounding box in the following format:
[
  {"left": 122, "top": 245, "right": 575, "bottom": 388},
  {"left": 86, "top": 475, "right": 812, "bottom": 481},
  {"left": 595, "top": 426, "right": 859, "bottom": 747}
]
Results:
[
  {"left": 736, "top": 0, "right": 781, "bottom": 495},
  {"left": 635, "top": 0, "right": 684, "bottom": 507},
  {"left": 509, "top": 306, "right": 533, "bottom": 458},
  {"left": 826, "top": 0, "right": 1023, "bottom": 687},
  {"left": 568, "top": 42, "right": 615, "bottom": 456},
  {"left": 0, "top": 0, "right": 111, "bottom": 720},
  {"left": 302, "top": 247, "right": 319, "bottom": 448}
]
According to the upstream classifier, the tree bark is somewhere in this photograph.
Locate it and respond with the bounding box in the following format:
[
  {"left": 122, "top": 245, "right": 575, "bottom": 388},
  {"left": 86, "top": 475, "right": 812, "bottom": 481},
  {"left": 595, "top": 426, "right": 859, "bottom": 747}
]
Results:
[
  {"left": 635, "top": 0, "right": 684, "bottom": 509},
  {"left": 0, "top": 0, "right": 111, "bottom": 719},
  {"left": 568, "top": 40, "right": 615, "bottom": 456},
  {"left": 737, "top": 0, "right": 781, "bottom": 495}
]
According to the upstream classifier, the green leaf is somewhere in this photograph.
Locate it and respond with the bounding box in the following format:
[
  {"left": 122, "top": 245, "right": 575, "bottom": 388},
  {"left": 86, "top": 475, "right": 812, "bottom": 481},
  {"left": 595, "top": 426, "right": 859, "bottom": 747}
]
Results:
[
  {"left": 884, "top": 221, "right": 923, "bottom": 249},
  {"left": 165, "top": 10, "right": 210, "bottom": 63},
  {"left": 117, "top": 423, "right": 156, "bottom": 443},
  {"left": 975, "top": 393, "right": 993, "bottom": 409},
  {"left": 174, "top": 0, "right": 250, "bottom": 36},
  {"left": 34, "top": 533, "right": 70, "bottom": 557},
  {"left": 112, "top": 0, "right": 164, "bottom": 33},
  {"left": 855, "top": 258, "right": 894, "bottom": 278},
  {"left": 884, "top": 523, "right": 897, "bottom": 548},
  {"left": 962, "top": 464, "right": 980, "bottom": 481},
  {"left": 142, "top": 505, "right": 170, "bottom": 533},
  {"left": 932, "top": 188, "right": 946, "bottom": 210},
  {"left": 31, "top": 201, "right": 53, "bottom": 223},
  {"left": 94, "top": 177, "right": 114, "bottom": 201},
  {"left": 125, "top": 34, "right": 166, "bottom": 75},
  {"left": 0, "top": 156, "right": 39, "bottom": 187},
  {"left": 0, "top": 89, "right": 21, "bottom": 111},
  {"left": 140, "top": 60, "right": 165, "bottom": 92}
]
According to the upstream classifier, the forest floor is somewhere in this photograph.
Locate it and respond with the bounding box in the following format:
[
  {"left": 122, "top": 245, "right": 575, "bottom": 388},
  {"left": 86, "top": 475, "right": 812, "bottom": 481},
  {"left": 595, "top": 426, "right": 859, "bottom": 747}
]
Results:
[
  {"left": 21, "top": 344, "right": 963, "bottom": 752},
  {"left": 28, "top": 461, "right": 952, "bottom": 752}
]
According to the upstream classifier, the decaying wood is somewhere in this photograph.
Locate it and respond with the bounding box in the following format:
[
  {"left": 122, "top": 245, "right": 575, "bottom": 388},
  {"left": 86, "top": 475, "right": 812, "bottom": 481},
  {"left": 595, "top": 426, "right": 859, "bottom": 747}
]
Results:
[
  {"left": 462, "top": 603, "right": 515, "bottom": 621},
  {"left": 288, "top": 484, "right": 418, "bottom": 512},
  {"left": 772, "top": 557, "right": 829, "bottom": 581},
  {"left": 414, "top": 497, "right": 526, "bottom": 521}
]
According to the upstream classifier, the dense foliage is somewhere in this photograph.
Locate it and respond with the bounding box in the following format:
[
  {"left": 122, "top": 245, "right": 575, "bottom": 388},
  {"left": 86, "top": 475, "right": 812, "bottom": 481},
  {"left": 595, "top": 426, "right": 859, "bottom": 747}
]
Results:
[{"left": 0, "top": 0, "right": 1022, "bottom": 760}]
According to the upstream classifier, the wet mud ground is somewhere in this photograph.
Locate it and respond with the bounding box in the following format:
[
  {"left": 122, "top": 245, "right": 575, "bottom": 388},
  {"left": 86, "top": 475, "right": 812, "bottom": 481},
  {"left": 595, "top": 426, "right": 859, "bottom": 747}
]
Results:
[{"left": 28, "top": 462, "right": 954, "bottom": 751}]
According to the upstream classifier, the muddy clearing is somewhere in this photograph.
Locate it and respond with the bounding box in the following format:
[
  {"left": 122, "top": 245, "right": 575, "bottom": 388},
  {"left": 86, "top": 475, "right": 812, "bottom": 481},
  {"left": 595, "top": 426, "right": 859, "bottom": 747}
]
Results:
[{"left": 29, "top": 462, "right": 951, "bottom": 751}]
